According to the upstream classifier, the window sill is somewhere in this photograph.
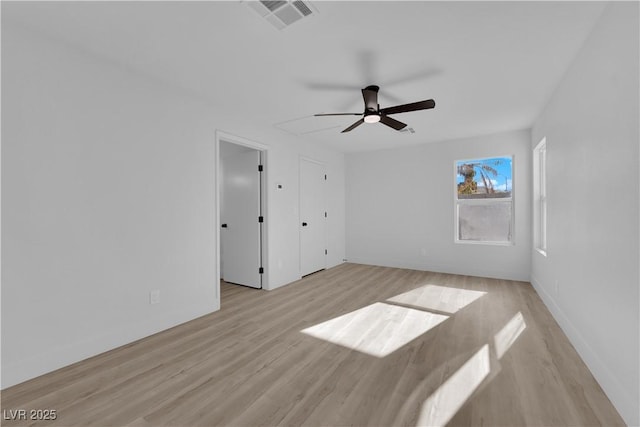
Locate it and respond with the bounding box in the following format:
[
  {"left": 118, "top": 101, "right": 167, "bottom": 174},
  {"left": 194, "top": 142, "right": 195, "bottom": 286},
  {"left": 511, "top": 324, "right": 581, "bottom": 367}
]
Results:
[
  {"left": 455, "top": 240, "right": 514, "bottom": 247},
  {"left": 535, "top": 248, "right": 547, "bottom": 257}
]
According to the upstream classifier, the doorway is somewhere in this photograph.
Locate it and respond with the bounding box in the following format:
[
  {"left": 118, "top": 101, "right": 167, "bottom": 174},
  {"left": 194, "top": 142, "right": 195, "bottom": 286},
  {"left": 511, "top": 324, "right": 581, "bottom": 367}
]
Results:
[
  {"left": 299, "top": 157, "right": 327, "bottom": 276},
  {"left": 216, "top": 132, "right": 267, "bottom": 293}
]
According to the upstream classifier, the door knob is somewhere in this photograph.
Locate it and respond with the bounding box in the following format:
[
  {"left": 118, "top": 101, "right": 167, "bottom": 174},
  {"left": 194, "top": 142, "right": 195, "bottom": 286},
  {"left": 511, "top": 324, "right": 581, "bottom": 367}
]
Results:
[
  {"left": 302, "top": 222, "right": 308, "bottom": 226},
  {"left": 221, "top": 223, "right": 228, "bottom": 228}
]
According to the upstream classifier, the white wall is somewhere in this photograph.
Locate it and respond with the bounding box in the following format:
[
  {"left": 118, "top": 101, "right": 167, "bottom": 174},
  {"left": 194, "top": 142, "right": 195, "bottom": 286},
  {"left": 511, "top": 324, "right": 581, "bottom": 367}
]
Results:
[
  {"left": 1, "top": 22, "right": 346, "bottom": 387},
  {"left": 263, "top": 138, "right": 346, "bottom": 289},
  {"left": 346, "top": 129, "right": 531, "bottom": 281},
  {"left": 1, "top": 23, "right": 218, "bottom": 388},
  {"left": 530, "top": 3, "right": 639, "bottom": 425}
]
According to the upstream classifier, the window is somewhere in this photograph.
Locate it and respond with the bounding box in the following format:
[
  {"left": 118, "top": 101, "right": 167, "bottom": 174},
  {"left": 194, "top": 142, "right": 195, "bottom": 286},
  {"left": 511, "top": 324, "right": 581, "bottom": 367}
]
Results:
[
  {"left": 533, "top": 138, "right": 547, "bottom": 255},
  {"left": 455, "top": 156, "right": 513, "bottom": 244}
]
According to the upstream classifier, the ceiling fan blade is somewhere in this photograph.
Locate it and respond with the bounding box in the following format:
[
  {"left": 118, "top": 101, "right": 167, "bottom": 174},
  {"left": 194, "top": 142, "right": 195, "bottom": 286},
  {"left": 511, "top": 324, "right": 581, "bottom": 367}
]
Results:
[
  {"left": 314, "top": 112, "right": 362, "bottom": 116},
  {"left": 341, "top": 118, "right": 365, "bottom": 133},
  {"left": 303, "top": 82, "right": 362, "bottom": 91},
  {"left": 380, "top": 115, "right": 407, "bottom": 131},
  {"left": 361, "top": 85, "right": 379, "bottom": 111},
  {"left": 380, "top": 99, "right": 435, "bottom": 115}
]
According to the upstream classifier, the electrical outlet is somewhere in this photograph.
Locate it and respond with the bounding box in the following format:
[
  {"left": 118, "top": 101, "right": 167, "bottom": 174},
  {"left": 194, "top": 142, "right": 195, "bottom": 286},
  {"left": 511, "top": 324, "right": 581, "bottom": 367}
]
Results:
[{"left": 149, "top": 289, "right": 160, "bottom": 305}]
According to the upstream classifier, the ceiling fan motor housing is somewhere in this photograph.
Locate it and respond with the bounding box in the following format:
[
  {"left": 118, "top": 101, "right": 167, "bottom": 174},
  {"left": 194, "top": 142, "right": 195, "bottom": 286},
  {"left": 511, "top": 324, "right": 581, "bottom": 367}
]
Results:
[{"left": 363, "top": 85, "right": 380, "bottom": 112}]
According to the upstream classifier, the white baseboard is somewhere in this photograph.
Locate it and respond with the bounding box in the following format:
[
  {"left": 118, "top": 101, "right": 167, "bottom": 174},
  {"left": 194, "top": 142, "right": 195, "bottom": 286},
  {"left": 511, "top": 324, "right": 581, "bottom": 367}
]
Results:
[
  {"left": 530, "top": 275, "right": 637, "bottom": 426},
  {"left": 1, "top": 302, "right": 217, "bottom": 390},
  {"left": 345, "top": 256, "right": 529, "bottom": 282}
]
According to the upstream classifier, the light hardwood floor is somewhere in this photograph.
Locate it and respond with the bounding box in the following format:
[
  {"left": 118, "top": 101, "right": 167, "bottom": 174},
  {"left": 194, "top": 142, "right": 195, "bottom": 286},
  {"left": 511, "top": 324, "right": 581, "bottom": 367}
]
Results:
[{"left": 1, "top": 263, "right": 625, "bottom": 426}]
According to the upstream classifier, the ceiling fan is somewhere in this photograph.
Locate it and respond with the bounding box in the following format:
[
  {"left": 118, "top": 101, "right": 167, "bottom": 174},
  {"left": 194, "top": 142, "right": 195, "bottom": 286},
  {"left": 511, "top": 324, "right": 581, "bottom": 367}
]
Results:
[{"left": 314, "top": 85, "right": 435, "bottom": 133}]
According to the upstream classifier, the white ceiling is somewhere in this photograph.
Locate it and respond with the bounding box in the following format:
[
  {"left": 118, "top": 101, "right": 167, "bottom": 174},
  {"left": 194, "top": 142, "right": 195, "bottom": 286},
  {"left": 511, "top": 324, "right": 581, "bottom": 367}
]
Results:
[{"left": 3, "top": 1, "right": 607, "bottom": 153}]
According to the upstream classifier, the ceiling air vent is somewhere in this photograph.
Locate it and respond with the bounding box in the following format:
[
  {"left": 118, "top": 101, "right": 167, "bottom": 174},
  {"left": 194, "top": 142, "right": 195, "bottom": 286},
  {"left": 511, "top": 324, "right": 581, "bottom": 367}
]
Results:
[
  {"left": 261, "top": 1, "right": 287, "bottom": 12},
  {"left": 292, "top": 1, "right": 312, "bottom": 16},
  {"left": 244, "top": 0, "right": 317, "bottom": 30}
]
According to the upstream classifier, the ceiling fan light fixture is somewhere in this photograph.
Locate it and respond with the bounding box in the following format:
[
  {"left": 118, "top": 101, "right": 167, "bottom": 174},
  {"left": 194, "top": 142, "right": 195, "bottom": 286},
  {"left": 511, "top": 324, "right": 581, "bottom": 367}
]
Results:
[{"left": 364, "top": 113, "right": 381, "bottom": 124}]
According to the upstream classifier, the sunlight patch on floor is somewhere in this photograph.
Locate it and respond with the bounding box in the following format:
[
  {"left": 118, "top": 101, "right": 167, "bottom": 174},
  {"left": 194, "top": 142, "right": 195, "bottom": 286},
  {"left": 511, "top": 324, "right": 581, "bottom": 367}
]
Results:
[
  {"left": 494, "top": 311, "right": 526, "bottom": 359},
  {"left": 387, "top": 284, "right": 486, "bottom": 314},
  {"left": 300, "top": 302, "right": 448, "bottom": 357},
  {"left": 417, "top": 344, "right": 491, "bottom": 427}
]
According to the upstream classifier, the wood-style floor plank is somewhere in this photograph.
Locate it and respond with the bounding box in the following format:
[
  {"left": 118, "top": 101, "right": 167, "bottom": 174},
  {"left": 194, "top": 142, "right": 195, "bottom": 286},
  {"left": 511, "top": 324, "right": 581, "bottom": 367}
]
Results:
[{"left": 1, "top": 263, "right": 625, "bottom": 426}]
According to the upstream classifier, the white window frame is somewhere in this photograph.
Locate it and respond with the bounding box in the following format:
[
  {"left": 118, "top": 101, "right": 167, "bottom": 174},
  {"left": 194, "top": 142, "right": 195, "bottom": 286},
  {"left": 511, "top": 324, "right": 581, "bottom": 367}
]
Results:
[
  {"left": 533, "top": 138, "right": 547, "bottom": 256},
  {"left": 454, "top": 155, "right": 515, "bottom": 246}
]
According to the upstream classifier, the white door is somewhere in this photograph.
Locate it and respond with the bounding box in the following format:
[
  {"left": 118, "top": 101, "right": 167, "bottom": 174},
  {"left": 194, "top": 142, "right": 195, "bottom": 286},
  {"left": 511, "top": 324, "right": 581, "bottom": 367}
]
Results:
[
  {"left": 221, "top": 148, "right": 262, "bottom": 288},
  {"left": 300, "top": 158, "right": 326, "bottom": 276}
]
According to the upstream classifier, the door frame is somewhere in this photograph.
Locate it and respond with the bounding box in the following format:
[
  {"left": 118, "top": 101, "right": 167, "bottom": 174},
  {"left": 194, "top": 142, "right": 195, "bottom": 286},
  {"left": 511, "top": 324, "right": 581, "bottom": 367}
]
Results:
[
  {"left": 299, "top": 156, "right": 328, "bottom": 277},
  {"left": 215, "top": 130, "right": 269, "bottom": 302}
]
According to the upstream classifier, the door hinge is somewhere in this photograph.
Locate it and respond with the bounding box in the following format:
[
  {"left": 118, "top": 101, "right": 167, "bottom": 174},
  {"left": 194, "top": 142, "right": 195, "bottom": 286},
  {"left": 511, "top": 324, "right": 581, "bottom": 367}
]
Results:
[
  {"left": 258, "top": 216, "right": 264, "bottom": 223},
  {"left": 324, "top": 212, "right": 327, "bottom": 218},
  {"left": 324, "top": 174, "right": 327, "bottom": 180},
  {"left": 258, "top": 164, "right": 263, "bottom": 172},
  {"left": 259, "top": 267, "right": 264, "bottom": 274},
  {"left": 325, "top": 249, "right": 328, "bottom": 255}
]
